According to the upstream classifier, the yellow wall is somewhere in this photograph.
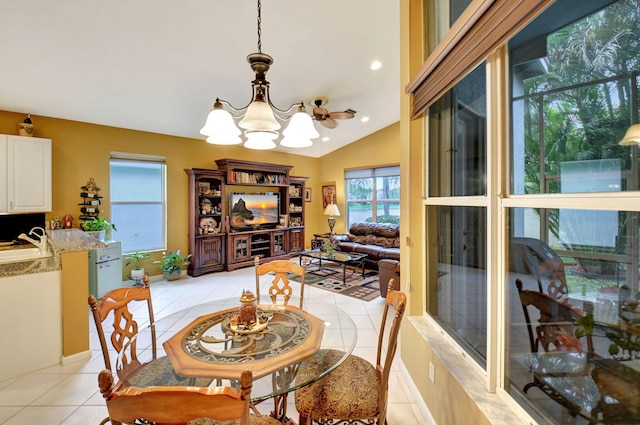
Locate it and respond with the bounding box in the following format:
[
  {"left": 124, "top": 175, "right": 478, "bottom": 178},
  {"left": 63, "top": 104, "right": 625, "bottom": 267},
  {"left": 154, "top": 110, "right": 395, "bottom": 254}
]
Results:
[
  {"left": 0, "top": 111, "right": 315, "bottom": 274},
  {"left": 318, "top": 122, "right": 400, "bottom": 234},
  {"left": 0, "top": 111, "right": 398, "bottom": 276}
]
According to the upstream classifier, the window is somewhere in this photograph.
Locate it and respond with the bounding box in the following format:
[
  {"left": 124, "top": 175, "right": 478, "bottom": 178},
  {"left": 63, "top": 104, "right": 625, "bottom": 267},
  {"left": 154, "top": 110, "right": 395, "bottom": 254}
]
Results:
[
  {"left": 419, "top": 0, "right": 640, "bottom": 423},
  {"left": 505, "top": 2, "right": 640, "bottom": 422},
  {"left": 344, "top": 166, "right": 400, "bottom": 228},
  {"left": 110, "top": 153, "right": 166, "bottom": 254},
  {"left": 426, "top": 63, "right": 488, "bottom": 368}
]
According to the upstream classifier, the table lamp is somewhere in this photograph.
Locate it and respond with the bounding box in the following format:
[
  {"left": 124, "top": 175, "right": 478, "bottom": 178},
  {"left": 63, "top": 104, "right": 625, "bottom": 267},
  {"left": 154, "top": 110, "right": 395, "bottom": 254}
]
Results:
[{"left": 324, "top": 203, "right": 340, "bottom": 234}]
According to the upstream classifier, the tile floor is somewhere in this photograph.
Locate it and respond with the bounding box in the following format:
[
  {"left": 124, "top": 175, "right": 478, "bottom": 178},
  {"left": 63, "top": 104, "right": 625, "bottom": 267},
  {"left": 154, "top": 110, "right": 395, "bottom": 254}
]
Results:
[{"left": 0, "top": 263, "right": 426, "bottom": 424}]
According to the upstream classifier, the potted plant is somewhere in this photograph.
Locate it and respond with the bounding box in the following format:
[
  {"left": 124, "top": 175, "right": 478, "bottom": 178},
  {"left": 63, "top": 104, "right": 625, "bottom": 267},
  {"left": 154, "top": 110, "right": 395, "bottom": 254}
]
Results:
[
  {"left": 156, "top": 249, "right": 192, "bottom": 281},
  {"left": 324, "top": 241, "right": 338, "bottom": 257},
  {"left": 125, "top": 251, "right": 150, "bottom": 282},
  {"left": 81, "top": 216, "right": 116, "bottom": 241}
]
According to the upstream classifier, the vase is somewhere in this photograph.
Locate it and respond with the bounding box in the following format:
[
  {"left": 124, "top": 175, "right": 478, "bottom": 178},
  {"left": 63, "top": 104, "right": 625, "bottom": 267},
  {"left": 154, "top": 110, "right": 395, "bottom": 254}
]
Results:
[
  {"left": 131, "top": 268, "right": 145, "bottom": 281},
  {"left": 164, "top": 270, "right": 182, "bottom": 281}
]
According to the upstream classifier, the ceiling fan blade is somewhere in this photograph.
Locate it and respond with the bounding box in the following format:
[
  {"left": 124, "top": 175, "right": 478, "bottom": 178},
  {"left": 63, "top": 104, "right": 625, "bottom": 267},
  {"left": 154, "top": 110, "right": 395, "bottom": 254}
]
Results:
[
  {"left": 327, "top": 111, "right": 355, "bottom": 120},
  {"left": 321, "top": 118, "right": 338, "bottom": 129},
  {"left": 313, "top": 106, "right": 329, "bottom": 117}
]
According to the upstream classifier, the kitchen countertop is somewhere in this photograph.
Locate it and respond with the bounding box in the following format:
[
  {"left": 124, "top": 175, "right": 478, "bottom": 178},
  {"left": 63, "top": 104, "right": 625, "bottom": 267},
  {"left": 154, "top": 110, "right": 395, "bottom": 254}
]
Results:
[
  {"left": 0, "top": 229, "right": 107, "bottom": 278},
  {"left": 47, "top": 229, "right": 107, "bottom": 254}
]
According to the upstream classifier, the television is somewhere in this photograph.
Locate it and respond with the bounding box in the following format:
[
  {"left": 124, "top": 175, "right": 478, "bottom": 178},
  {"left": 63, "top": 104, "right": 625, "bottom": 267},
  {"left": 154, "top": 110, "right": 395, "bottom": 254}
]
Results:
[{"left": 229, "top": 193, "right": 280, "bottom": 229}]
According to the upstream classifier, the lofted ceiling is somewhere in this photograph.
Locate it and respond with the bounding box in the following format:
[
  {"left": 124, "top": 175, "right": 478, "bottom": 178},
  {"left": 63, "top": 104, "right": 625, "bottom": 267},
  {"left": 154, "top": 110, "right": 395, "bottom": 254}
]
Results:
[{"left": 0, "top": 0, "right": 400, "bottom": 158}]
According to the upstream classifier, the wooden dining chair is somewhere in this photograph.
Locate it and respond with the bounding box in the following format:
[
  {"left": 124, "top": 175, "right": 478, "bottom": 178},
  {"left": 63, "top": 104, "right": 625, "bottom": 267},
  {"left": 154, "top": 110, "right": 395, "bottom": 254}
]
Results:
[
  {"left": 294, "top": 285, "right": 407, "bottom": 425},
  {"left": 254, "top": 256, "right": 306, "bottom": 307},
  {"left": 98, "top": 368, "right": 284, "bottom": 425},
  {"left": 89, "top": 282, "right": 196, "bottom": 388}
]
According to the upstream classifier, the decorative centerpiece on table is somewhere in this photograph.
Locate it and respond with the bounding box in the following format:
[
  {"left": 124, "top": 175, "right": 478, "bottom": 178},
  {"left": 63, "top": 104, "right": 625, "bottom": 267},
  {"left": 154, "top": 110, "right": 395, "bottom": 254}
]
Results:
[{"left": 230, "top": 290, "right": 271, "bottom": 334}]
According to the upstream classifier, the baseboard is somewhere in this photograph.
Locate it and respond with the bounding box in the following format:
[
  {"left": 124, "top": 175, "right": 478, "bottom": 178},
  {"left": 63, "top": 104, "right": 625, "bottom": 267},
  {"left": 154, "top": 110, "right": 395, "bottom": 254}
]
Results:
[
  {"left": 398, "top": 360, "right": 437, "bottom": 425},
  {"left": 61, "top": 350, "right": 92, "bottom": 366}
]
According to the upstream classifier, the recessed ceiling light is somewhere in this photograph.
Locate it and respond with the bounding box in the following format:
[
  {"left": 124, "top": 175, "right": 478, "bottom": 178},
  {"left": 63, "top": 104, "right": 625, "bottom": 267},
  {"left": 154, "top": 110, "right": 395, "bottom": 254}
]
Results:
[
  {"left": 370, "top": 60, "right": 382, "bottom": 70},
  {"left": 322, "top": 137, "right": 330, "bottom": 142},
  {"left": 361, "top": 116, "right": 370, "bottom": 123}
]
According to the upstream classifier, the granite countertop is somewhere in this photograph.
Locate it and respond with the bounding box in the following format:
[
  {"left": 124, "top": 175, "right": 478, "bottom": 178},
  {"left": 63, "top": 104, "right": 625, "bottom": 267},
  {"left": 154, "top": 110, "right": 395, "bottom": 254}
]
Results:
[
  {"left": 47, "top": 229, "right": 107, "bottom": 254},
  {"left": 0, "top": 229, "right": 106, "bottom": 278}
]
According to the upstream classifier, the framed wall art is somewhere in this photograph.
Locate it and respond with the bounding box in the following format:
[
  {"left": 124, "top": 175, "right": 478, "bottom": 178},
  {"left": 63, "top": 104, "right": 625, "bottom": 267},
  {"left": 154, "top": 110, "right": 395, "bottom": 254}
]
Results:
[
  {"left": 322, "top": 184, "right": 336, "bottom": 208},
  {"left": 304, "top": 188, "right": 312, "bottom": 202}
]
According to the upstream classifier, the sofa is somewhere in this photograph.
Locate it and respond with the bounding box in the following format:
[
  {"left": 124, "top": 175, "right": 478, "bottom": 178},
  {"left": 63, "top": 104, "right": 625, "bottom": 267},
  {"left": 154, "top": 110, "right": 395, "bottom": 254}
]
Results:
[
  {"left": 378, "top": 259, "right": 400, "bottom": 298},
  {"left": 331, "top": 222, "right": 400, "bottom": 270}
]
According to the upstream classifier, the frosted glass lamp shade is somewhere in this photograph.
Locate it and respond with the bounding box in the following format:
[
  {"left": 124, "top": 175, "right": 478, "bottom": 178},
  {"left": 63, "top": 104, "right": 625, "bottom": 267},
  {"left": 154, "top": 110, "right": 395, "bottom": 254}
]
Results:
[
  {"left": 283, "top": 111, "right": 319, "bottom": 138},
  {"left": 280, "top": 110, "right": 318, "bottom": 148},
  {"left": 206, "top": 134, "right": 242, "bottom": 145},
  {"left": 280, "top": 136, "right": 313, "bottom": 148},
  {"left": 239, "top": 99, "right": 281, "bottom": 132},
  {"left": 619, "top": 124, "right": 640, "bottom": 145},
  {"left": 244, "top": 131, "right": 277, "bottom": 150},
  {"left": 200, "top": 107, "right": 242, "bottom": 145}
]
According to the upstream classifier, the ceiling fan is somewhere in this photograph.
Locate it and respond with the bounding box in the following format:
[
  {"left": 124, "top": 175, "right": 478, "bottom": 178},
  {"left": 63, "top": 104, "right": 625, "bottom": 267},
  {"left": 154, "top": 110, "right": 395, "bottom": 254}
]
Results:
[{"left": 310, "top": 98, "right": 356, "bottom": 129}]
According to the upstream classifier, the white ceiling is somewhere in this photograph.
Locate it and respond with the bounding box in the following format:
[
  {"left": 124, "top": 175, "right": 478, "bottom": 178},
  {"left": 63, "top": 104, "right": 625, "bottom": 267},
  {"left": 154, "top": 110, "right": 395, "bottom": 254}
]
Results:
[{"left": 0, "top": 0, "right": 400, "bottom": 158}]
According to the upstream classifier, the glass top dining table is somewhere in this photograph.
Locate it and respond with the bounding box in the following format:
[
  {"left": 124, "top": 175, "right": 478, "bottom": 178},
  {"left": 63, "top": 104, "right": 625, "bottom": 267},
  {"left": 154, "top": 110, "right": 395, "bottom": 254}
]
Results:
[{"left": 116, "top": 296, "right": 357, "bottom": 404}]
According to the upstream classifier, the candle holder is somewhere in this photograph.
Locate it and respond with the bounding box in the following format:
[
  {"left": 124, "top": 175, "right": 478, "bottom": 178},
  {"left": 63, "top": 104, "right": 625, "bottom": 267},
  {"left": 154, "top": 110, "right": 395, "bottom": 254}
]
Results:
[{"left": 238, "top": 290, "right": 257, "bottom": 327}]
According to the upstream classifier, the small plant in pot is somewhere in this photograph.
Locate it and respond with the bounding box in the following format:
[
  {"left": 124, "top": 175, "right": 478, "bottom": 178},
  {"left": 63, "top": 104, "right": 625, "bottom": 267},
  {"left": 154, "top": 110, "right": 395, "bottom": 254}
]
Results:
[
  {"left": 125, "top": 251, "right": 150, "bottom": 282},
  {"left": 156, "top": 249, "right": 192, "bottom": 281},
  {"left": 81, "top": 217, "right": 116, "bottom": 241}
]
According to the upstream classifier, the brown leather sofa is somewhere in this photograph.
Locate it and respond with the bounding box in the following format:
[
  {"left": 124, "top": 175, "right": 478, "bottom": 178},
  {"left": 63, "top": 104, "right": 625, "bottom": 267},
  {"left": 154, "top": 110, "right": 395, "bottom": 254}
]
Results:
[
  {"left": 378, "top": 259, "right": 400, "bottom": 298},
  {"left": 331, "top": 222, "right": 400, "bottom": 270}
]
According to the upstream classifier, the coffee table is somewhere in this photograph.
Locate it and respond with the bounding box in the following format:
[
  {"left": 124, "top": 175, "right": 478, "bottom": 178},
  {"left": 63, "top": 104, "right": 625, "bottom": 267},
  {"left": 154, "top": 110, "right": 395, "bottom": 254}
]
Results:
[{"left": 299, "top": 249, "right": 368, "bottom": 284}]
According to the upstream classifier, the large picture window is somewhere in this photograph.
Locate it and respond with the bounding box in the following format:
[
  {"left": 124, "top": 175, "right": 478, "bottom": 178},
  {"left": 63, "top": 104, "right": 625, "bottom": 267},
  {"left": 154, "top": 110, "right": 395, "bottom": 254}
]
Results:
[
  {"left": 344, "top": 166, "right": 400, "bottom": 228},
  {"left": 110, "top": 154, "right": 166, "bottom": 253},
  {"left": 419, "top": 0, "right": 640, "bottom": 423}
]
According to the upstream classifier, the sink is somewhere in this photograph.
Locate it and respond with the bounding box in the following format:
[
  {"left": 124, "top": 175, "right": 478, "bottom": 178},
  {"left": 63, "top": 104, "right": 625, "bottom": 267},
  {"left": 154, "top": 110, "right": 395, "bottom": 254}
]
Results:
[{"left": 0, "top": 247, "right": 52, "bottom": 263}]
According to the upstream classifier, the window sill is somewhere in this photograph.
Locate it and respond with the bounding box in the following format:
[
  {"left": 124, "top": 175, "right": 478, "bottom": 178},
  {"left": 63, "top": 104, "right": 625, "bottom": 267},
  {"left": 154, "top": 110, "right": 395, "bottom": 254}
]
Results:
[{"left": 409, "top": 316, "right": 527, "bottom": 425}]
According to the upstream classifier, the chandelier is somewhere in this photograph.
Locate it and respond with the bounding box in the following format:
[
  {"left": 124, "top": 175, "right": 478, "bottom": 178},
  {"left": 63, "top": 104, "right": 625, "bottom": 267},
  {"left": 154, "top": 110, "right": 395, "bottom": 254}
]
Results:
[{"left": 200, "top": 0, "right": 319, "bottom": 150}]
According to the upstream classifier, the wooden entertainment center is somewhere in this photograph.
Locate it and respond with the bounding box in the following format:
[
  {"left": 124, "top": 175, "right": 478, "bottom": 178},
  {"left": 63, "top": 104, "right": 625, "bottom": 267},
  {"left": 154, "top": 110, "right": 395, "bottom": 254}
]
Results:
[{"left": 185, "top": 159, "right": 307, "bottom": 276}]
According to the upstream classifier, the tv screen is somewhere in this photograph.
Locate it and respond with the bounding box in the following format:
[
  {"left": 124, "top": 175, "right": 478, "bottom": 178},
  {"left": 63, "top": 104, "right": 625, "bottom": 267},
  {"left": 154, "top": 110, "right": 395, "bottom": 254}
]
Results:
[{"left": 229, "top": 193, "right": 279, "bottom": 228}]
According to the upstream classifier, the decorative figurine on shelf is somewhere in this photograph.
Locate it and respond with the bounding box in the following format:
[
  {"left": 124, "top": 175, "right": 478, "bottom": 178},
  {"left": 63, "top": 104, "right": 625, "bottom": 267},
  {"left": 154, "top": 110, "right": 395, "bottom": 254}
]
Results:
[
  {"left": 238, "top": 290, "right": 257, "bottom": 327},
  {"left": 62, "top": 214, "right": 74, "bottom": 229}
]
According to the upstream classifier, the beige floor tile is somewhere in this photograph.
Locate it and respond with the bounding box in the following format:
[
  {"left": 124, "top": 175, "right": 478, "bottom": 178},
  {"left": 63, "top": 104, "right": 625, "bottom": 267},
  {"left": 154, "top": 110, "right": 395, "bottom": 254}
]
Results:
[{"left": 0, "top": 262, "right": 428, "bottom": 424}]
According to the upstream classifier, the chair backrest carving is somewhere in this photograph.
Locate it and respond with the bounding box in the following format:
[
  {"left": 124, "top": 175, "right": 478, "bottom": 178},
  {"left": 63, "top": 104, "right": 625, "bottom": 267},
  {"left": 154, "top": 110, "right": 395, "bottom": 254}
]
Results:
[
  {"left": 516, "top": 279, "right": 592, "bottom": 355},
  {"left": 98, "top": 369, "right": 253, "bottom": 425},
  {"left": 255, "top": 257, "right": 306, "bottom": 307},
  {"left": 88, "top": 282, "right": 157, "bottom": 382},
  {"left": 376, "top": 283, "right": 407, "bottom": 423}
]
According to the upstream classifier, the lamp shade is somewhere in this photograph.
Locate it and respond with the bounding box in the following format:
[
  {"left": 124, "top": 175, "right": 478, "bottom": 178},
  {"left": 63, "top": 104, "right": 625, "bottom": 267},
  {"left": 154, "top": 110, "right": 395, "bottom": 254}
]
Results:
[
  {"left": 280, "top": 109, "right": 318, "bottom": 148},
  {"left": 619, "top": 124, "right": 640, "bottom": 145},
  {"left": 200, "top": 106, "right": 242, "bottom": 145},
  {"left": 244, "top": 131, "right": 277, "bottom": 150},
  {"left": 323, "top": 204, "right": 340, "bottom": 217},
  {"left": 239, "top": 99, "right": 281, "bottom": 132},
  {"left": 280, "top": 136, "right": 313, "bottom": 148}
]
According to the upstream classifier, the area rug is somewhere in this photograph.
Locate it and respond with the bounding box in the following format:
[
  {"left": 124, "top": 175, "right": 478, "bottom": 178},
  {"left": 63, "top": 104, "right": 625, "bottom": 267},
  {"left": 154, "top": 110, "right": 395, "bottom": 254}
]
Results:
[{"left": 288, "top": 261, "right": 381, "bottom": 302}]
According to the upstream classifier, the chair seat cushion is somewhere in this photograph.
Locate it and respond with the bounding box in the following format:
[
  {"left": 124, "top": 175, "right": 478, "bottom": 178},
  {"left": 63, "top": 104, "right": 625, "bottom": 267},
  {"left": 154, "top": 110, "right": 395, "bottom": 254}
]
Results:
[
  {"left": 295, "top": 349, "right": 380, "bottom": 419},
  {"left": 128, "top": 356, "right": 208, "bottom": 387},
  {"left": 189, "top": 415, "right": 284, "bottom": 425}
]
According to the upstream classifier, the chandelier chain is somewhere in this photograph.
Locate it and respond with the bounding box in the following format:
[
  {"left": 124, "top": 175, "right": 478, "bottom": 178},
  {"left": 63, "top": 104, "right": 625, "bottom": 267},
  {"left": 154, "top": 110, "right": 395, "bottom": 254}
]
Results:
[{"left": 257, "top": 0, "right": 262, "bottom": 53}]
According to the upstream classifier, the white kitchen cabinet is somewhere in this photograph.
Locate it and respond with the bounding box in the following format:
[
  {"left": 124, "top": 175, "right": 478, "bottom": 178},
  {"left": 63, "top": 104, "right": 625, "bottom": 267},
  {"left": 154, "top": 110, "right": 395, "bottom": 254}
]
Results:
[
  {"left": 0, "top": 135, "right": 52, "bottom": 213},
  {"left": 0, "top": 269, "right": 62, "bottom": 381}
]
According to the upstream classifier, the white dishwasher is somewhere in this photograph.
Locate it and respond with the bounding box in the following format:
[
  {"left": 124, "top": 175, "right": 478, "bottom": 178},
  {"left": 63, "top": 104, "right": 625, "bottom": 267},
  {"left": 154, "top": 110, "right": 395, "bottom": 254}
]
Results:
[{"left": 89, "top": 240, "right": 123, "bottom": 298}]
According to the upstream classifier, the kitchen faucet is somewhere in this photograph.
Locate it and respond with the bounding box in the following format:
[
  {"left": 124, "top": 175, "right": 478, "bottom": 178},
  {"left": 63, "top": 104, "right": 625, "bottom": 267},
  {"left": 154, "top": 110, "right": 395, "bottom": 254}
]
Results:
[{"left": 18, "top": 227, "right": 48, "bottom": 253}]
